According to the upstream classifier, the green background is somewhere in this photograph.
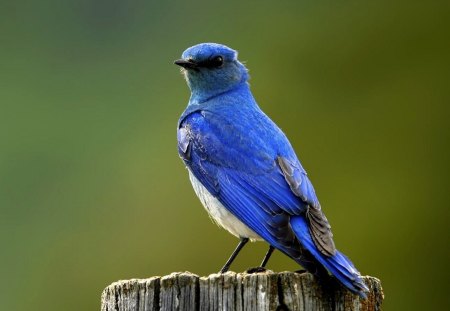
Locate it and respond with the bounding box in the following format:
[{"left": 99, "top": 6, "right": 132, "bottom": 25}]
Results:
[{"left": 1, "top": 1, "right": 448, "bottom": 310}]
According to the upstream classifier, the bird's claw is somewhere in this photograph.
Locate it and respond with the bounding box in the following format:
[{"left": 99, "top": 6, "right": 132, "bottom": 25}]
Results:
[{"left": 246, "top": 266, "right": 267, "bottom": 274}]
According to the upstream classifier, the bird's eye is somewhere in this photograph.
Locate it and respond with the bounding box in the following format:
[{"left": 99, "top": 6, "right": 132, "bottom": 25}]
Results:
[
  {"left": 197, "top": 55, "right": 224, "bottom": 69},
  {"left": 211, "top": 56, "right": 224, "bottom": 67}
]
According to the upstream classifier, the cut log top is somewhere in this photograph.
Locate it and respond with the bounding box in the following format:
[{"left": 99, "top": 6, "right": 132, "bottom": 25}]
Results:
[{"left": 101, "top": 271, "right": 383, "bottom": 311}]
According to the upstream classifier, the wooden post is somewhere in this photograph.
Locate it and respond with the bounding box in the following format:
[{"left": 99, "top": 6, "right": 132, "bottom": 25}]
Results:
[{"left": 101, "top": 271, "right": 383, "bottom": 311}]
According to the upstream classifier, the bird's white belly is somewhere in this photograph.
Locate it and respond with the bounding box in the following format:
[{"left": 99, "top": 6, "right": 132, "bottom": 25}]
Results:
[{"left": 189, "top": 171, "right": 262, "bottom": 241}]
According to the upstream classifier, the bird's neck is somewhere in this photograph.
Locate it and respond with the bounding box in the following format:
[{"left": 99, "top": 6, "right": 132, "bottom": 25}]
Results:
[{"left": 188, "top": 82, "right": 250, "bottom": 105}]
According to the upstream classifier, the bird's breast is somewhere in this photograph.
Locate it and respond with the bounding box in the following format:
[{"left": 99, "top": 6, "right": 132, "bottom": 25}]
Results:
[{"left": 188, "top": 170, "right": 262, "bottom": 241}]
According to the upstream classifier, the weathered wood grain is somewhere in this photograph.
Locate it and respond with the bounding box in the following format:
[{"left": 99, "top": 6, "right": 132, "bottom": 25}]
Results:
[{"left": 101, "top": 271, "right": 383, "bottom": 311}]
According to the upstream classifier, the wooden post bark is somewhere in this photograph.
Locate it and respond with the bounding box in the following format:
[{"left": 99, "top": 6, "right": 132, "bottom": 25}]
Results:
[{"left": 101, "top": 271, "right": 383, "bottom": 311}]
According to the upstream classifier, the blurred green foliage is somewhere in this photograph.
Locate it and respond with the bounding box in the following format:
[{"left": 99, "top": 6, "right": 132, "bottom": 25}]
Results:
[{"left": 0, "top": 1, "right": 448, "bottom": 310}]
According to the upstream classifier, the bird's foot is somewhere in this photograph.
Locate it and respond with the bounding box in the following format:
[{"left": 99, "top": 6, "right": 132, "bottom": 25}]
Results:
[
  {"left": 246, "top": 266, "right": 267, "bottom": 274},
  {"left": 219, "top": 266, "right": 229, "bottom": 274}
]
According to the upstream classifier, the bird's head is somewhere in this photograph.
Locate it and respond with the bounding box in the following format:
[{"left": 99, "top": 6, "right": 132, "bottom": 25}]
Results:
[{"left": 174, "top": 43, "right": 249, "bottom": 101}]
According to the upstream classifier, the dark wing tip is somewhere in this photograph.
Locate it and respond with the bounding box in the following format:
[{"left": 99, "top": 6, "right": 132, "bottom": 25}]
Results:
[
  {"left": 277, "top": 156, "right": 336, "bottom": 256},
  {"left": 307, "top": 206, "right": 336, "bottom": 256}
]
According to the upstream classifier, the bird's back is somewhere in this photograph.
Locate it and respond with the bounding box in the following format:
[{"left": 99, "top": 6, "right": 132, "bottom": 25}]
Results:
[{"left": 179, "top": 85, "right": 299, "bottom": 174}]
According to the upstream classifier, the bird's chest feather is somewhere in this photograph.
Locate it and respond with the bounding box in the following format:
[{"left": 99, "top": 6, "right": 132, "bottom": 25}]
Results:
[{"left": 188, "top": 170, "right": 262, "bottom": 241}]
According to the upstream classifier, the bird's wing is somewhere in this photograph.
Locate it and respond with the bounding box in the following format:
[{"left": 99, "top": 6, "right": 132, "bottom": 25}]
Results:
[
  {"left": 277, "top": 156, "right": 336, "bottom": 256},
  {"left": 179, "top": 109, "right": 335, "bottom": 256}
]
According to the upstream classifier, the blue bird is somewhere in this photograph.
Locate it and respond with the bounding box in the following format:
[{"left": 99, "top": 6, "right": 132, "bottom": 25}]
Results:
[{"left": 174, "top": 43, "right": 368, "bottom": 298}]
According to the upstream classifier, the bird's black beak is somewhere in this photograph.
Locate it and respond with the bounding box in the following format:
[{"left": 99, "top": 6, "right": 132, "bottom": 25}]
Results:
[{"left": 174, "top": 59, "right": 198, "bottom": 69}]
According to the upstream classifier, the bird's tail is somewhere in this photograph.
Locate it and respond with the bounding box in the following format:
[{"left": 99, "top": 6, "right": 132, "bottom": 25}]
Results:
[{"left": 290, "top": 216, "right": 369, "bottom": 298}]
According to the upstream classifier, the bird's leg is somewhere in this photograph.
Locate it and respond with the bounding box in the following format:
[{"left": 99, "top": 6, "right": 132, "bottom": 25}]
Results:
[
  {"left": 260, "top": 245, "right": 275, "bottom": 268},
  {"left": 246, "top": 245, "right": 275, "bottom": 274},
  {"left": 220, "top": 238, "right": 249, "bottom": 273}
]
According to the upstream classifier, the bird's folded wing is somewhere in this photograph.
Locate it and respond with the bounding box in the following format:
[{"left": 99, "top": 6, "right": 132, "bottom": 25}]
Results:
[
  {"left": 277, "top": 156, "right": 336, "bottom": 256},
  {"left": 190, "top": 160, "right": 301, "bottom": 256},
  {"left": 179, "top": 110, "right": 336, "bottom": 256}
]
